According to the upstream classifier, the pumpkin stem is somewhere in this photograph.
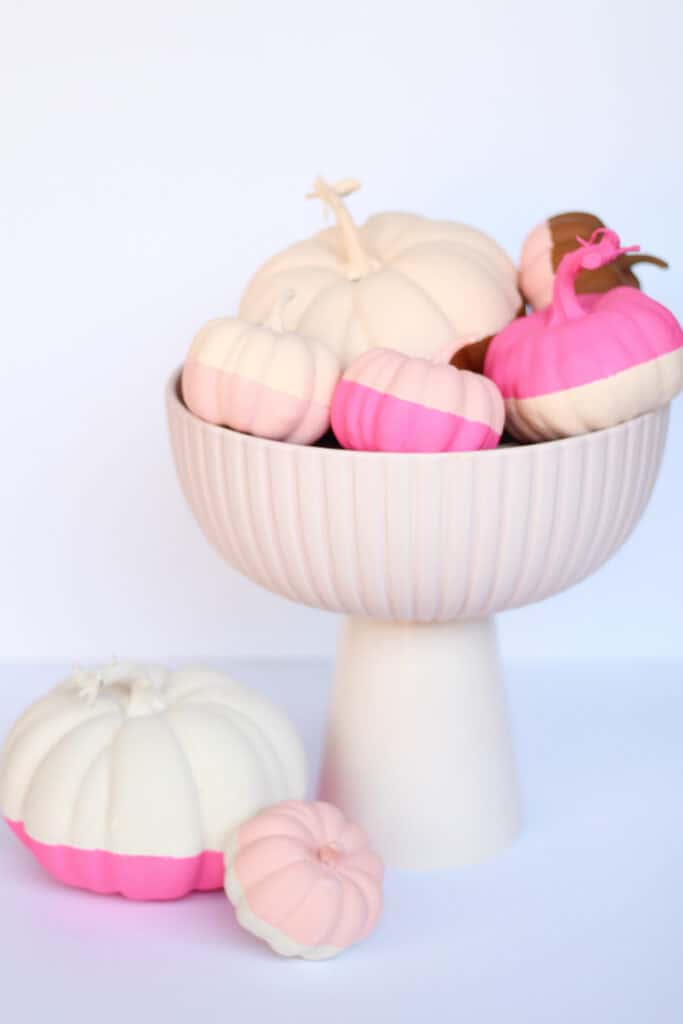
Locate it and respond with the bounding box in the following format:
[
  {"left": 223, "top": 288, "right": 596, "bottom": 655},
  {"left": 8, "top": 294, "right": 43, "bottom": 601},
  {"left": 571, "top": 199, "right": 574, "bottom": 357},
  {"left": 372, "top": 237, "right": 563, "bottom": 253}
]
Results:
[
  {"left": 70, "top": 663, "right": 166, "bottom": 715},
  {"left": 265, "top": 289, "right": 296, "bottom": 333},
  {"left": 621, "top": 252, "right": 669, "bottom": 271},
  {"left": 318, "top": 842, "right": 342, "bottom": 867},
  {"left": 549, "top": 228, "right": 639, "bottom": 325},
  {"left": 306, "top": 176, "right": 377, "bottom": 280}
]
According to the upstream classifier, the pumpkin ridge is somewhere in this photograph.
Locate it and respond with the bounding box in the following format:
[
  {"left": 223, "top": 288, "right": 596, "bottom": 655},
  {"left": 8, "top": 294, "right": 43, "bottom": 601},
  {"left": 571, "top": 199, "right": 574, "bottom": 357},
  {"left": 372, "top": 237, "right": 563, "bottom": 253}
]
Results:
[
  {"left": 248, "top": 808, "right": 319, "bottom": 846},
  {"left": 247, "top": 859, "right": 331, "bottom": 928},
  {"left": 336, "top": 860, "right": 383, "bottom": 883},
  {"left": 296, "top": 277, "right": 354, "bottom": 357},
  {"left": 147, "top": 711, "right": 207, "bottom": 857},
  {"left": 324, "top": 870, "right": 370, "bottom": 944},
  {"left": 380, "top": 261, "right": 459, "bottom": 336},
  {"left": 335, "top": 865, "right": 382, "bottom": 939},
  {"left": 278, "top": 871, "right": 345, "bottom": 947},
  {"left": 237, "top": 833, "right": 310, "bottom": 859},
  {"left": 14, "top": 711, "right": 121, "bottom": 828},
  {"left": 1, "top": 695, "right": 118, "bottom": 766},
  {"left": 392, "top": 239, "right": 520, "bottom": 316},
  {"left": 310, "top": 874, "right": 347, "bottom": 949},
  {"left": 170, "top": 701, "right": 291, "bottom": 806},
  {"left": 64, "top": 730, "right": 119, "bottom": 850}
]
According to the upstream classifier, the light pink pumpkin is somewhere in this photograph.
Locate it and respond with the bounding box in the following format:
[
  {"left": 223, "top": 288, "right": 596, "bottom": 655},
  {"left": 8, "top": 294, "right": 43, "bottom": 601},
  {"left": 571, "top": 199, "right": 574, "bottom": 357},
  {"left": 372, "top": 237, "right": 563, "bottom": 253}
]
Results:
[
  {"left": 485, "top": 229, "right": 683, "bottom": 443},
  {"left": 224, "top": 800, "right": 384, "bottom": 960},
  {"left": 182, "top": 292, "right": 340, "bottom": 445},
  {"left": 330, "top": 347, "right": 504, "bottom": 453}
]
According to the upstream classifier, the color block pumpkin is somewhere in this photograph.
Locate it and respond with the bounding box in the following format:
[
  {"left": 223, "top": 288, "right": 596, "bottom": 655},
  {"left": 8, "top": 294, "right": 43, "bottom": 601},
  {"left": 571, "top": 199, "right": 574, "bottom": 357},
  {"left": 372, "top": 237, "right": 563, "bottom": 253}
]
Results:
[
  {"left": 182, "top": 292, "right": 340, "bottom": 445},
  {"left": 520, "top": 211, "right": 668, "bottom": 311},
  {"left": 331, "top": 347, "right": 504, "bottom": 452},
  {"left": 0, "top": 664, "right": 307, "bottom": 900},
  {"left": 225, "top": 800, "right": 384, "bottom": 960},
  {"left": 485, "top": 229, "right": 683, "bottom": 442},
  {"left": 239, "top": 176, "right": 521, "bottom": 369}
]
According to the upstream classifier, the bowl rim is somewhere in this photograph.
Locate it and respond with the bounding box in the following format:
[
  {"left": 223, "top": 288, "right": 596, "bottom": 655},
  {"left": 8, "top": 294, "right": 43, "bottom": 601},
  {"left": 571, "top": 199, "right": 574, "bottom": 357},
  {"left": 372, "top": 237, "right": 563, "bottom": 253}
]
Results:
[{"left": 166, "top": 367, "right": 666, "bottom": 463}]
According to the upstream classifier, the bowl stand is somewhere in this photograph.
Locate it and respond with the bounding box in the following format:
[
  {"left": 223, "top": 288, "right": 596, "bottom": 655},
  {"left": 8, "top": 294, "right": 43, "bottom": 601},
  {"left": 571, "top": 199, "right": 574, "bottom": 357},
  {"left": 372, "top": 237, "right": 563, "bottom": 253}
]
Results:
[{"left": 321, "top": 616, "right": 519, "bottom": 868}]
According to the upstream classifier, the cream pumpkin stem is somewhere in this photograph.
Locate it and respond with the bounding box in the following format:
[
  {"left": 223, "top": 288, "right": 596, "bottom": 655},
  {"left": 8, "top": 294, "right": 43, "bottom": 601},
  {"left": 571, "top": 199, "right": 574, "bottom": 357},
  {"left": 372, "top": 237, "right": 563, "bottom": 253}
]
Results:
[
  {"left": 71, "top": 663, "right": 166, "bottom": 715},
  {"left": 307, "top": 176, "right": 376, "bottom": 280}
]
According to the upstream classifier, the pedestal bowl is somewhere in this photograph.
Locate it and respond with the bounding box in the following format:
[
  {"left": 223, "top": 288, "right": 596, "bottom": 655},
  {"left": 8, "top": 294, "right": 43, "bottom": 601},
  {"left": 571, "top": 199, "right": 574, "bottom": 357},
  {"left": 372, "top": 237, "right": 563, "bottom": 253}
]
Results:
[{"left": 167, "top": 370, "right": 669, "bottom": 868}]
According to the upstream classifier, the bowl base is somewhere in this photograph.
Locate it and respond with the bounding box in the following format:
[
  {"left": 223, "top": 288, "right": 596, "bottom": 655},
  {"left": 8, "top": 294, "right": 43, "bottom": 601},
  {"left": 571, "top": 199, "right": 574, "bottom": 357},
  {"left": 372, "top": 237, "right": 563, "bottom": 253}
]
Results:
[{"left": 319, "top": 616, "right": 521, "bottom": 869}]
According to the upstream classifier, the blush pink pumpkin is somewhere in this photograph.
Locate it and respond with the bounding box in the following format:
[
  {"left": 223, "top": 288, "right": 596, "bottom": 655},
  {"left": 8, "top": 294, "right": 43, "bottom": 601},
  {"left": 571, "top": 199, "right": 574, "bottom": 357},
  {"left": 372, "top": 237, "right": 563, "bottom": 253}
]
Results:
[
  {"left": 330, "top": 347, "right": 504, "bottom": 453},
  {"left": 485, "top": 229, "right": 683, "bottom": 443},
  {"left": 182, "top": 292, "right": 340, "bottom": 445},
  {"left": 224, "top": 800, "right": 384, "bottom": 960}
]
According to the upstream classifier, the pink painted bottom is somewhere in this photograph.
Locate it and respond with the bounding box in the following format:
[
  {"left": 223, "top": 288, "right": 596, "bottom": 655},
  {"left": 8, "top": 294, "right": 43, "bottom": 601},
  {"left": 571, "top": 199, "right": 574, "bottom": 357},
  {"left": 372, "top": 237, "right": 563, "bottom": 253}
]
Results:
[
  {"left": 5, "top": 819, "right": 224, "bottom": 901},
  {"left": 331, "top": 381, "right": 500, "bottom": 452}
]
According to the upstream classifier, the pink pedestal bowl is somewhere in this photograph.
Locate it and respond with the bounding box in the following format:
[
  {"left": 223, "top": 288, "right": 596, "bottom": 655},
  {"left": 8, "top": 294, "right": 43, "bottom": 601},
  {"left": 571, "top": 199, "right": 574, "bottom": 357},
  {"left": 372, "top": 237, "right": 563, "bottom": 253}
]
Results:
[{"left": 167, "top": 371, "right": 669, "bottom": 869}]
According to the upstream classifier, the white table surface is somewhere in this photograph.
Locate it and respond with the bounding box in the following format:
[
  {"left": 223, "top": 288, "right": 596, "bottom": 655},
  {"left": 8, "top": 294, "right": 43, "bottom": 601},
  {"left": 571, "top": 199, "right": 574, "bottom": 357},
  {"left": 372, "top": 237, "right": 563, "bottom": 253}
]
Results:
[{"left": 0, "top": 658, "right": 681, "bottom": 1023}]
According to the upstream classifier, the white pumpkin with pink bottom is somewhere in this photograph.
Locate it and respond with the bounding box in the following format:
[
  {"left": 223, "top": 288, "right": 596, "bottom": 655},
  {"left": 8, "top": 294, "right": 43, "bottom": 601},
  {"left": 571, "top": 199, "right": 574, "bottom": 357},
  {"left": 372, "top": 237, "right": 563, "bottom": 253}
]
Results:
[{"left": 0, "top": 664, "right": 307, "bottom": 900}]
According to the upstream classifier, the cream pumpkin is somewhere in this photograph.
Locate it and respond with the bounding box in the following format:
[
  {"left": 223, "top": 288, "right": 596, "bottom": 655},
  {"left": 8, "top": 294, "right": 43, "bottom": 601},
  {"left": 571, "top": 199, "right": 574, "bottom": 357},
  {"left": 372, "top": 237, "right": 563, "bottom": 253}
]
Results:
[
  {"left": 182, "top": 292, "right": 340, "bottom": 445},
  {"left": 0, "top": 663, "right": 307, "bottom": 900},
  {"left": 239, "top": 177, "right": 521, "bottom": 369}
]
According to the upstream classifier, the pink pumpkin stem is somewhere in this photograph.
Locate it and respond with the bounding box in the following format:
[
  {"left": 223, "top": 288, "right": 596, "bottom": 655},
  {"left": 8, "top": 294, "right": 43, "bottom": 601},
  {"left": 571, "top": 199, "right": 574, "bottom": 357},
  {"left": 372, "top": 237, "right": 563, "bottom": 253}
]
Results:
[
  {"left": 318, "top": 842, "right": 342, "bottom": 867},
  {"left": 548, "top": 228, "right": 640, "bottom": 326}
]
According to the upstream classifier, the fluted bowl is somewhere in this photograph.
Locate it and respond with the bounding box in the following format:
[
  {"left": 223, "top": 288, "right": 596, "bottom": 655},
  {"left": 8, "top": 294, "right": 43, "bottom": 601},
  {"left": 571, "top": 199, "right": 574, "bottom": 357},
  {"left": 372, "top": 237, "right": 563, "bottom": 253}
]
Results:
[{"left": 167, "top": 371, "right": 669, "bottom": 623}]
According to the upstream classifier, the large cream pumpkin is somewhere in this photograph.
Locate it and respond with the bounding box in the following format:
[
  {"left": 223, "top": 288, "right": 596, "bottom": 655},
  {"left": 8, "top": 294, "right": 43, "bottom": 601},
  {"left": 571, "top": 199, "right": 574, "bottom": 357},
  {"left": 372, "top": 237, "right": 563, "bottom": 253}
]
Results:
[
  {"left": 0, "top": 663, "right": 307, "bottom": 900},
  {"left": 239, "top": 177, "right": 521, "bottom": 369}
]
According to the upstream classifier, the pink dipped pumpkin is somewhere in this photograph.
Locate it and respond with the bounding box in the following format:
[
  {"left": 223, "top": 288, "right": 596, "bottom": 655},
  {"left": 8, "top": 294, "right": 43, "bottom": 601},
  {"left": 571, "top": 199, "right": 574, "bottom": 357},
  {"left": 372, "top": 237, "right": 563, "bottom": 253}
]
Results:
[
  {"left": 330, "top": 347, "right": 504, "bottom": 452},
  {"left": 182, "top": 292, "right": 340, "bottom": 445},
  {"left": 225, "top": 800, "right": 384, "bottom": 960},
  {"left": 485, "top": 229, "right": 683, "bottom": 443}
]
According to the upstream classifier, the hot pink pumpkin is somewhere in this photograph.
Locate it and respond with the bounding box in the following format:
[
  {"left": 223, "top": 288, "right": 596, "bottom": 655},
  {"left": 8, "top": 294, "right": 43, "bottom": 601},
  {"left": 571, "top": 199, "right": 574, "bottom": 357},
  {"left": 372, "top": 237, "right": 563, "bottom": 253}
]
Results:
[
  {"left": 224, "top": 800, "right": 384, "bottom": 960},
  {"left": 330, "top": 347, "right": 504, "bottom": 453},
  {"left": 485, "top": 229, "right": 683, "bottom": 442}
]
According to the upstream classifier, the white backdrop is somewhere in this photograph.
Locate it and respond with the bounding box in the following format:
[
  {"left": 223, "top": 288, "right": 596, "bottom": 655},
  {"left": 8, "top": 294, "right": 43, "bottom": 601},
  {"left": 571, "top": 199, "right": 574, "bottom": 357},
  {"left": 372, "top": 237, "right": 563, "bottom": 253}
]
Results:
[{"left": 1, "top": 0, "right": 681, "bottom": 663}]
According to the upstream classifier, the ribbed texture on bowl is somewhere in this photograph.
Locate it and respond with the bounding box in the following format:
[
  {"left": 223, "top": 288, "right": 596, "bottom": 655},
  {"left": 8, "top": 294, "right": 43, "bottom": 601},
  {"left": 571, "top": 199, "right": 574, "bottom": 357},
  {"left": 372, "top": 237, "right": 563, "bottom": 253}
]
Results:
[{"left": 167, "top": 373, "right": 669, "bottom": 623}]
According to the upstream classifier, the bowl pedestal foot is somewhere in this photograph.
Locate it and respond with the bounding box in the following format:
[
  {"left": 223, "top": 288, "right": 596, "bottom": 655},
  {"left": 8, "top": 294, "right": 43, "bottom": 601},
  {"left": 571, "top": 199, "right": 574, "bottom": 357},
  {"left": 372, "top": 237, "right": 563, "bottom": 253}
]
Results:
[{"left": 320, "top": 616, "right": 521, "bottom": 869}]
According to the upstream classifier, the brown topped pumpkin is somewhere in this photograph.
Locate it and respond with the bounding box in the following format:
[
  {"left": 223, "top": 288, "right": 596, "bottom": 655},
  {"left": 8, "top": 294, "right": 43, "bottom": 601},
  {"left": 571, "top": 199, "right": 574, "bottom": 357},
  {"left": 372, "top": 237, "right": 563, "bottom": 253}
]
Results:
[{"left": 519, "top": 211, "right": 668, "bottom": 311}]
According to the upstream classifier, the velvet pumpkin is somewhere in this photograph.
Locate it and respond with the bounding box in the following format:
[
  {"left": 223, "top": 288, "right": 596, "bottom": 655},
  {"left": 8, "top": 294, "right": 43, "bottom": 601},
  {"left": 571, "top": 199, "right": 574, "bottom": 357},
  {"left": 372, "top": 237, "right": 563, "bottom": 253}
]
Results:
[
  {"left": 485, "top": 229, "right": 683, "bottom": 442},
  {"left": 239, "top": 177, "right": 521, "bottom": 369}
]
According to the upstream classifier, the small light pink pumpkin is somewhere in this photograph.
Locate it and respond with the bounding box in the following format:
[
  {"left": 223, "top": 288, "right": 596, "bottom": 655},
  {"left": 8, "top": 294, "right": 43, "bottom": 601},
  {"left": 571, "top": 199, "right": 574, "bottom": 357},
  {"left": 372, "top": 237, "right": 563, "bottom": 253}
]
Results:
[
  {"left": 330, "top": 347, "right": 504, "bottom": 453},
  {"left": 182, "top": 292, "right": 340, "bottom": 445},
  {"left": 485, "top": 229, "right": 683, "bottom": 443},
  {"left": 224, "top": 800, "right": 384, "bottom": 960}
]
